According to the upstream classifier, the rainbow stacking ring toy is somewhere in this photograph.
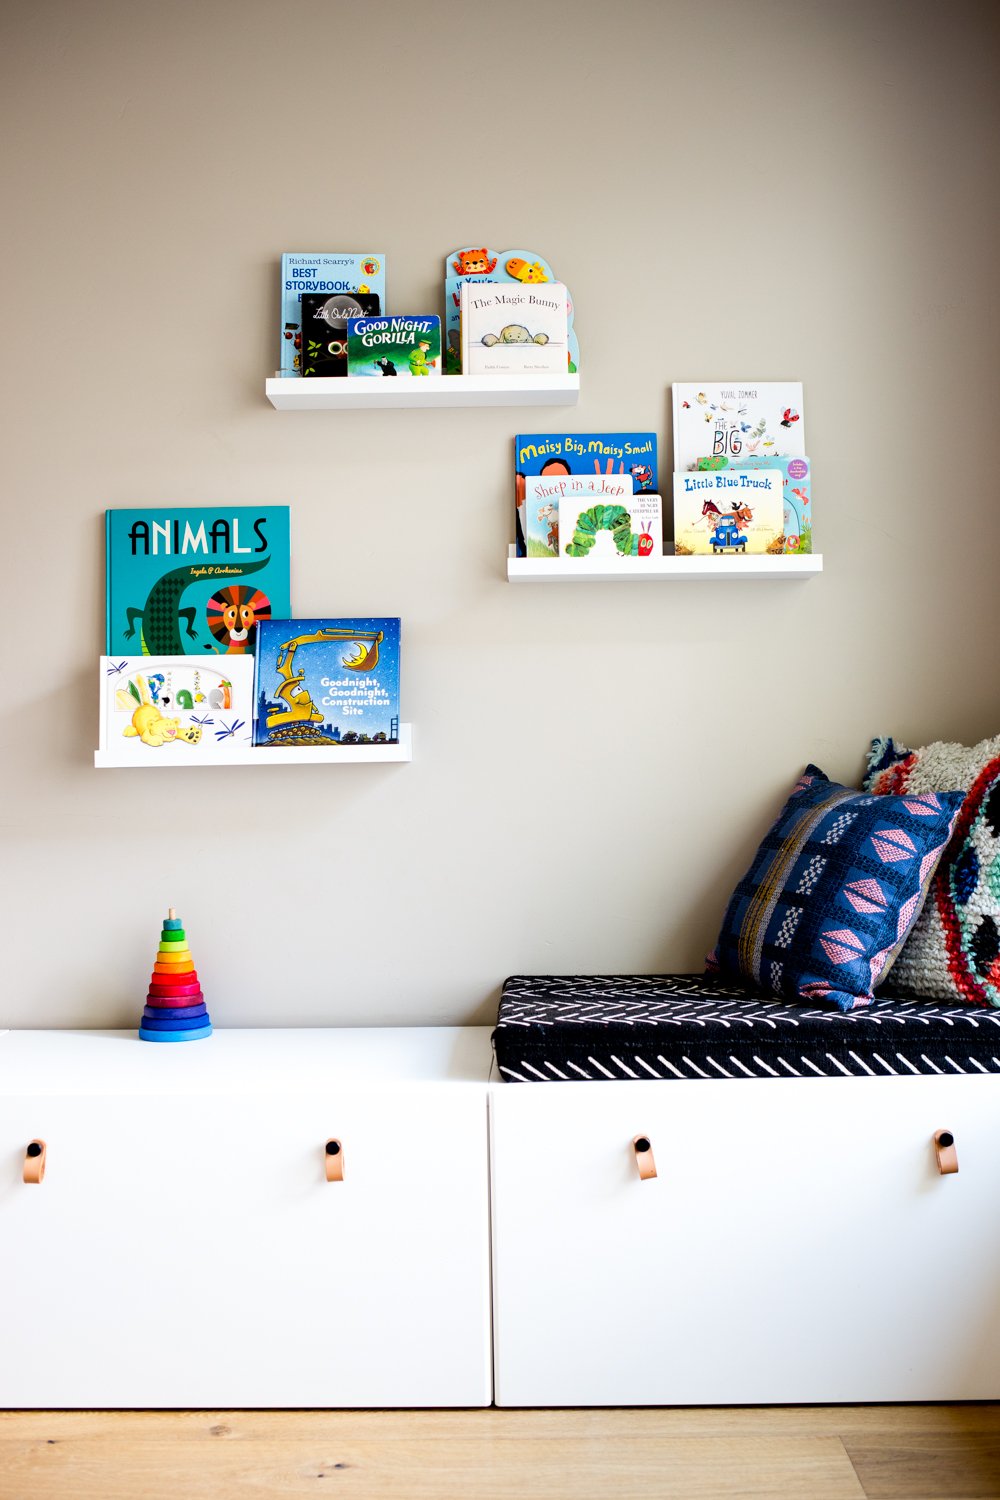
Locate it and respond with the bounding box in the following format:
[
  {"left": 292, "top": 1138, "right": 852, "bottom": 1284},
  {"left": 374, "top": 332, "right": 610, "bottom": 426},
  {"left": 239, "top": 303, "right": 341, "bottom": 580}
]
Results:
[{"left": 138, "top": 908, "right": 213, "bottom": 1042}]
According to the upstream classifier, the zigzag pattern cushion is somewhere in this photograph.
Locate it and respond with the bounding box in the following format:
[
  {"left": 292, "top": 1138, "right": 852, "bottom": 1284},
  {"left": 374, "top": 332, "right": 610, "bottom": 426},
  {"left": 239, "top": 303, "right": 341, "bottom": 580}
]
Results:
[
  {"left": 494, "top": 974, "right": 1000, "bottom": 1082},
  {"left": 707, "top": 764, "right": 964, "bottom": 1012},
  {"left": 865, "top": 733, "right": 1000, "bottom": 1007}
]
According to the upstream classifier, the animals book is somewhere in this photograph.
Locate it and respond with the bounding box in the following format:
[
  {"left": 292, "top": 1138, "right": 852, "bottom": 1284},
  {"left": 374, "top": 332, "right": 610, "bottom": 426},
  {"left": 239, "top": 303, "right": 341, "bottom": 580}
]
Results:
[
  {"left": 556, "top": 474, "right": 662, "bottom": 561},
  {"left": 253, "top": 617, "right": 401, "bottom": 748},
  {"left": 672, "top": 382, "right": 805, "bottom": 472},
  {"left": 513, "top": 431, "right": 658, "bottom": 557},
  {"left": 672, "top": 470, "right": 784, "bottom": 556},
  {"left": 443, "top": 247, "right": 579, "bottom": 374},
  {"left": 300, "top": 292, "right": 381, "bottom": 377},
  {"left": 460, "top": 282, "right": 568, "bottom": 376},
  {"left": 347, "top": 315, "right": 442, "bottom": 378},
  {"left": 698, "top": 453, "right": 813, "bottom": 553},
  {"left": 106, "top": 507, "right": 291, "bottom": 657},
  {"left": 279, "top": 253, "right": 385, "bottom": 376},
  {"left": 100, "top": 656, "right": 255, "bottom": 760}
]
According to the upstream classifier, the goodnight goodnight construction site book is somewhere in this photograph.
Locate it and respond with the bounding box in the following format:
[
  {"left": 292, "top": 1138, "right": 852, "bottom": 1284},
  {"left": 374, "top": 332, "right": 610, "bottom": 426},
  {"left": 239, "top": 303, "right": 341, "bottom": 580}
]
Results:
[
  {"left": 106, "top": 507, "right": 291, "bottom": 656},
  {"left": 253, "top": 618, "right": 400, "bottom": 747},
  {"left": 347, "top": 316, "right": 441, "bottom": 377}
]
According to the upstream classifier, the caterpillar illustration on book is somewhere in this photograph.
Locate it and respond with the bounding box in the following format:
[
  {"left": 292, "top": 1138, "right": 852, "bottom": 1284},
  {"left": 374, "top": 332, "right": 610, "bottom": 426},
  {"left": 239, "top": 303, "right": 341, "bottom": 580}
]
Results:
[{"left": 563, "top": 504, "right": 652, "bottom": 559}]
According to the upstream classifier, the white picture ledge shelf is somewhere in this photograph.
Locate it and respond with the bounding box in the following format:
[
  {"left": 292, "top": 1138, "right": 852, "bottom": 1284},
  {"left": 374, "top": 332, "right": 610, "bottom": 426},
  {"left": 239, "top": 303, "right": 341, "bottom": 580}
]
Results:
[
  {"left": 95, "top": 724, "right": 413, "bottom": 769},
  {"left": 506, "top": 548, "right": 823, "bottom": 582},
  {"left": 265, "top": 374, "right": 580, "bottom": 411}
]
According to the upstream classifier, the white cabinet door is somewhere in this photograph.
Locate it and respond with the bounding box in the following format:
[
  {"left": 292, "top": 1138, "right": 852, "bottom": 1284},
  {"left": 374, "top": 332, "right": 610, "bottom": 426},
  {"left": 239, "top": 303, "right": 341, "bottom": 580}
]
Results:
[
  {"left": 490, "top": 1075, "right": 1000, "bottom": 1406},
  {"left": 0, "top": 1086, "right": 491, "bottom": 1407}
]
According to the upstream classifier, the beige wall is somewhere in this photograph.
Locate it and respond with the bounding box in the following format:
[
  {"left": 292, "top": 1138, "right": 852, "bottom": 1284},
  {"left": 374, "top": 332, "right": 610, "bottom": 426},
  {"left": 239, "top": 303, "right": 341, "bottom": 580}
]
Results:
[{"left": 3, "top": 0, "right": 998, "bottom": 1028}]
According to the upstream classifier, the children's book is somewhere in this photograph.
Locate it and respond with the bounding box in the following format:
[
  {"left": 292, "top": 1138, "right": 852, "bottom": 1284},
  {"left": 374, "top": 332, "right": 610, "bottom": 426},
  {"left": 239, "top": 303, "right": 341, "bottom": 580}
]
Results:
[
  {"left": 100, "top": 656, "right": 255, "bottom": 760},
  {"left": 699, "top": 454, "right": 813, "bottom": 553},
  {"left": 555, "top": 474, "right": 663, "bottom": 561},
  {"left": 253, "top": 617, "right": 400, "bottom": 747},
  {"left": 672, "top": 382, "right": 805, "bottom": 472},
  {"left": 513, "top": 431, "right": 658, "bottom": 557},
  {"left": 300, "top": 292, "right": 381, "bottom": 377},
  {"left": 672, "top": 470, "right": 784, "bottom": 556},
  {"left": 279, "top": 253, "right": 385, "bottom": 376},
  {"left": 106, "top": 507, "right": 291, "bottom": 657},
  {"left": 347, "top": 315, "right": 441, "bottom": 378},
  {"left": 461, "top": 282, "right": 568, "bottom": 376},
  {"left": 443, "top": 247, "right": 579, "bottom": 374}
]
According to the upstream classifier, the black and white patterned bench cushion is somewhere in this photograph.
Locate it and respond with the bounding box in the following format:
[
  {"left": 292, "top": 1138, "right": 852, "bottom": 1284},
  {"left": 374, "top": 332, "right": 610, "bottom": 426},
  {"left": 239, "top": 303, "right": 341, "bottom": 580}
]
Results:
[{"left": 493, "top": 974, "right": 1000, "bottom": 1082}]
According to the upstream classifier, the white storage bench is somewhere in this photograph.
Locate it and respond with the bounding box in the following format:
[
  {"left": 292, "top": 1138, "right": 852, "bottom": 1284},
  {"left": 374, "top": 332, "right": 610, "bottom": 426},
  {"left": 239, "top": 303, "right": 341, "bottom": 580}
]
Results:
[
  {"left": 4, "top": 989, "right": 1000, "bottom": 1409},
  {"left": 489, "top": 974, "right": 1000, "bottom": 1406},
  {"left": 0, "top": 1027, "right": 493, "bottom": 1409}
]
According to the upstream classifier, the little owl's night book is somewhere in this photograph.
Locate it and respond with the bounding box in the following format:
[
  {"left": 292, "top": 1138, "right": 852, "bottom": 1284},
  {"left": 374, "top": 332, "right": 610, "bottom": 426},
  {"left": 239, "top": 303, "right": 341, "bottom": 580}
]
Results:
[
  {"left": 253, "top": 617, "right": 401, "bottom": 748},
  {"left": 672, "top": 382, "right": 805, "bottom": 473},
  {"left": 106, "top": 507, "right": 291, "bottom": 657}
]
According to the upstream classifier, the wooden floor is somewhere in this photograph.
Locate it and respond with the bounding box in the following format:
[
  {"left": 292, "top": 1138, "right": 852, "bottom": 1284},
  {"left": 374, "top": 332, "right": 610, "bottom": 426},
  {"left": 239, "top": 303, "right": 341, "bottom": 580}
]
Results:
[{"left": 2, "top": 1406, "right": 1000, "bottom": 1499}]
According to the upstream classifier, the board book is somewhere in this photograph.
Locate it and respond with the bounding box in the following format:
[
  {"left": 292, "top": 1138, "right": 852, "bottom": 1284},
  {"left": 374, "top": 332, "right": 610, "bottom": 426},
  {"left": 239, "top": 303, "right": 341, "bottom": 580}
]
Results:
[
  {"left": 347, "top": 315, "right": 441, "bottom": 377},
  {"left": 672, "top": 470, "right": 784, "bottom": 556},
  {"left": 106, "top": 507, "right": 291, "bottom": 657},
  {"left": 555, "top": 475, "right": 662, "bottom": 561},
  {"left": 698, "top": 453, "right": 813, "bottom": 553},
  {"left": 514, "top": 431, "right": 658, "bottom": 557},
  {"left": 280, "top": 253, "right": 385, "bottom": 376},
  {"left": 443, "top": 246, "right": 579, "bottom": 374},
  {"left": 672, "top": 382, "right": 805, "bottom": 472},
  {"left": 460, "top": 281, "right": 568, "bottom": 376},
  {"left": 253, "top": 617, "right": 400, "bottom": 748},
  {"left": 301, "top": 292, "right": 381, "bottom": 377},
  {"left": 100, "top": 656, "right": 255, "bottom": 760}
]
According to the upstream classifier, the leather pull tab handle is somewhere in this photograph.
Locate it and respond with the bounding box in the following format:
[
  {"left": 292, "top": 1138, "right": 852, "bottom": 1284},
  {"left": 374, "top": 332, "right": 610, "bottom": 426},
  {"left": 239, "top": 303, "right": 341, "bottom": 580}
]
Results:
[
  {"left": 632, "top": 1134, "right": 656, "bottom": 1180},
  {"left": 325, "top": 1139, "right": 344, "bottom": 1182},
  {"left": 934, "top": 1129, "right": 958, "bottom": 1175},
  {"left": 23, "top": 1140, "right": 46, "bottom": 1184}
]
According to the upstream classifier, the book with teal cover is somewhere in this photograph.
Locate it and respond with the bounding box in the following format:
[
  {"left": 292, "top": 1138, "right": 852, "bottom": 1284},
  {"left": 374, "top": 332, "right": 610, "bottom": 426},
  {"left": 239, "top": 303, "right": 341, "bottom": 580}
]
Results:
[
  {"left": 106, "top": 507, "right": 291, "bottom": 656},
  {"left": 253, "top": 617, "right": 401, "bottom": 747}
]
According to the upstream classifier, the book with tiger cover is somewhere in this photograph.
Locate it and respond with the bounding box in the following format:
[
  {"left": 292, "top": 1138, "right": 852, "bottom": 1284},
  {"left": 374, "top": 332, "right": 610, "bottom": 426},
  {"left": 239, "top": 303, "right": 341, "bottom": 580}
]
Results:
[{"left": 105, "top": 506, "right": 291, "bottom": 656}]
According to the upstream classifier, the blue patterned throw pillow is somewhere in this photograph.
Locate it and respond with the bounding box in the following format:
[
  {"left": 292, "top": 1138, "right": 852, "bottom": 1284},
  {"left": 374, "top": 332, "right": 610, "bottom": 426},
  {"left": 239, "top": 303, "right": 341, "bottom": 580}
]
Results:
[{"left": 707, "top": 764, "right": 964, "bottom": 1011}]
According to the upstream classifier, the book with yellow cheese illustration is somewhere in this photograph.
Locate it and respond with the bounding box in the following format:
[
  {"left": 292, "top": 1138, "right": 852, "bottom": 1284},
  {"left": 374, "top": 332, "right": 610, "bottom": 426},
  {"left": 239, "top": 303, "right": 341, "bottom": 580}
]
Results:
[{"left": 100, "top": 656, "right": 255, "bottom": 760}]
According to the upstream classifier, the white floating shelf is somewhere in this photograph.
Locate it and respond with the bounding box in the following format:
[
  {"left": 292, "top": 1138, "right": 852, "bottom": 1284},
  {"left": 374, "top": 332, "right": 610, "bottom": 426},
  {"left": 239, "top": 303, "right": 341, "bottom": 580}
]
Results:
[
  {"left": 506, "top": 548, "right": 823, "bottom": 582},
  {"left": 265, "top": 374, "right": 579, "bottom": 410},
  {"left": 95, "top": 724, "right": 413, "bottom": 769}
]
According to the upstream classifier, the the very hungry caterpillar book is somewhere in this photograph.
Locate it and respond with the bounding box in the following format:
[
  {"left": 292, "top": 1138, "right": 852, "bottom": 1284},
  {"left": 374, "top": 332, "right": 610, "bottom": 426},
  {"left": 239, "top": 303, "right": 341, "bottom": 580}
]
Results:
[
  {"left": 280, "top": 253, "right": 385, "bottom": 376},
  {"left": 347, "top": 316, "right": 441, "bottom": 377},
  {"left": 253, "top": 617, "right": 400, "bottom": 747},
  {"left": 106, "top": 507, "right": 291, "bottom": 656},
  {"left": 513, "top": 431, "right": 658, "bottom": 556}
]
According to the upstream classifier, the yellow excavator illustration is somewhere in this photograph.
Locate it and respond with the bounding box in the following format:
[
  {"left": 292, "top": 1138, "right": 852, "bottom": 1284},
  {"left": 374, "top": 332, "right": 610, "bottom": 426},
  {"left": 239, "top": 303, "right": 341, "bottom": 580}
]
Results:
[{"left": 265, "top": 627, "right": 383, "bottom": 732}]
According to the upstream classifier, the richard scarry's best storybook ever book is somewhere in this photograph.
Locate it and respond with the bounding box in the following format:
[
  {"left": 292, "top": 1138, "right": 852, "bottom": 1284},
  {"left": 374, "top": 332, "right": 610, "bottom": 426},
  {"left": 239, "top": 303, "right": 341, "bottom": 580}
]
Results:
[
  {"left": 253, "top": 617, "right": 400, "bottom": 748},
  {"left": 106, "top": 507, "right": 291, "bottom": 657}
]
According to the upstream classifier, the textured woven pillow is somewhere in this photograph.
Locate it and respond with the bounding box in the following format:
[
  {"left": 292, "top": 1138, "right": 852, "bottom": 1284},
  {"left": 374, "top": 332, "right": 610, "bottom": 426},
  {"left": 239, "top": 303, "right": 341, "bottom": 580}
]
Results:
[
  {"left": 707, "top": 764, "right": 964, "bottom": 1012},
  {"left": 864, "top": 733, "right": 1000, "bottom": 1007}
]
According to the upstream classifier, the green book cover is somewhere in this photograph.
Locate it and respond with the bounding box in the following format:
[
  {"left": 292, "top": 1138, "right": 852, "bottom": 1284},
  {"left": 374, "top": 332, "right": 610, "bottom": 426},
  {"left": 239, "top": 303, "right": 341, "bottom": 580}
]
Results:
[{"left": 346, "top": 316, "right": 441, "bottom": 378}]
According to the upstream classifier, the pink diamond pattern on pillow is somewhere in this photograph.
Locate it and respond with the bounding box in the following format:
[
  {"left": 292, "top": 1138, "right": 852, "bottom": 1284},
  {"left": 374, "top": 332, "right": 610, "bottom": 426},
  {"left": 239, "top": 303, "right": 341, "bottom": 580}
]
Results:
[
  {"left": 844, "top": 879, "right": 888, "bottom": 914},
  {"left": 870, "top": 828, "right": 917, "bottom": 863}
]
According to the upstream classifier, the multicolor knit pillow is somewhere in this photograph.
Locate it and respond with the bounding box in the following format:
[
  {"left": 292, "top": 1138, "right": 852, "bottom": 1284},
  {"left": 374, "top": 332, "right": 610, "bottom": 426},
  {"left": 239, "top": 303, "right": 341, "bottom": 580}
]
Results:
[
  {"left": 707, "top": 764, "right": 964, "bottom": 1012},
  {"left": 864, "top": 733, "right": 1000, "bottom": 1007}
]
